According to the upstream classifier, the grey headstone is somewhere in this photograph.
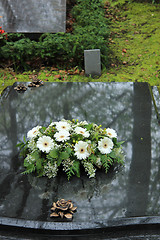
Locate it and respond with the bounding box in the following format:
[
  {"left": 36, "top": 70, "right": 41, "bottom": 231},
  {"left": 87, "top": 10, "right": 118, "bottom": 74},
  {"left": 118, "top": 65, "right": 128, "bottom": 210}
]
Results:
[
  {"left": 0, "top": 0, "right": 66, "bottom": 33},
  {"left": 84, "top": 49, "right": 101, "bottom": 77}
]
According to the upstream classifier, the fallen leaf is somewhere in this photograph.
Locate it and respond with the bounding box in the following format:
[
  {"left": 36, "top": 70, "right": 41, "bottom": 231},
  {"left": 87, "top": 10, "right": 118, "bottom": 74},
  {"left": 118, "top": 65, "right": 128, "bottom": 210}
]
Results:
[
  {"left": 122, "top": 49, "right": 127, "bottom": 53},
  {"left": 51, "top": 67, "right": 58, "bottom": 71},
  {"left": 54, "top": 74, "right": 61, "bottom": 79}
]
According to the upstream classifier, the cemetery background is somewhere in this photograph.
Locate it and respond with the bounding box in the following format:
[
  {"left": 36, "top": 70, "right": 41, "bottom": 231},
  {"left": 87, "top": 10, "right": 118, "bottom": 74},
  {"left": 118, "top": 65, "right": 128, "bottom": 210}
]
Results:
[{"left": 0, "top": 0, "right": 160, "bottom": 93}]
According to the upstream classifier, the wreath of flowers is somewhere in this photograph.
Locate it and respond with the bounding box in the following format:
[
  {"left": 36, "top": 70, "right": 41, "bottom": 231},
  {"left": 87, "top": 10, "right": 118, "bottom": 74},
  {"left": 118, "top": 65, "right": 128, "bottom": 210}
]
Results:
[{"left": 18, "top": 119, "right": 125, "bottom": 180}]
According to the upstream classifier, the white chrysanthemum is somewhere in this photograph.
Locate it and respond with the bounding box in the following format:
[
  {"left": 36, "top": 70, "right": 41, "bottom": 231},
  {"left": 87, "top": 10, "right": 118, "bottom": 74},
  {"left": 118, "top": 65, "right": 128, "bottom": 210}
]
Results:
[
  {"left": 37, "top": 136, "right": 54, "bottom": 153},
  {"left": 98, "top": 137, "right": 113, "bottom": 154},
  {"left": 74, "top": 141, "right": 90, "bottom": 160},
  {"left": 106, "top": 128, "right": 117, "bottom": 138},
  {"left": 27, "top": 126, "right": 41, "bottom": 139},
  {"left": 74, "top": 127, "right": 90, "bottom": 138},
  {"left": 54, "top": 130, "right": 70, "bottom": 142},
  {"left": 55, "top": 121, "right": 71, "bottom": 131}
]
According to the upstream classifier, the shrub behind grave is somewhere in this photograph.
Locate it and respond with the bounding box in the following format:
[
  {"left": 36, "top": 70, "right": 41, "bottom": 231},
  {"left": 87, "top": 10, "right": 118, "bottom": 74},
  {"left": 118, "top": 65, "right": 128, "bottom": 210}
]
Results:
[{"left": 0, "top": 0, "right": 109, "bottom": 70}]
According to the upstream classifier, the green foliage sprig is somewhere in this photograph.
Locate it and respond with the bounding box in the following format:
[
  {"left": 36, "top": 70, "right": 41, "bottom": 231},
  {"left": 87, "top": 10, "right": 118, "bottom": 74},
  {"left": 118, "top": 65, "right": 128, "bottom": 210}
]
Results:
[{"left": 17, "top": 119, "right": 125, "bottom": 180}]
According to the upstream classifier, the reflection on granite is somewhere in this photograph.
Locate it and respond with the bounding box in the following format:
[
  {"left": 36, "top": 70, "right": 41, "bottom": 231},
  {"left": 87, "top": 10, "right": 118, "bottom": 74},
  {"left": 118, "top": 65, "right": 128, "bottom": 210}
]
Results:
[{"left": 0, "top": 82, "right": 160, "bottom": 227}]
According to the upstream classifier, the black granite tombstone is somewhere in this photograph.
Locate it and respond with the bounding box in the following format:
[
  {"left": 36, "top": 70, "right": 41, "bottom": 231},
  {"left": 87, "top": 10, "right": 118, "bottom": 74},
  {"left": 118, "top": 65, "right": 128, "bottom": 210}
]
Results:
[
  {"left": 0, "top": 0, "right": 66, "bottom": 32},
  {"left": 0, "top": 82, "right": 160, "bottom": 239}
]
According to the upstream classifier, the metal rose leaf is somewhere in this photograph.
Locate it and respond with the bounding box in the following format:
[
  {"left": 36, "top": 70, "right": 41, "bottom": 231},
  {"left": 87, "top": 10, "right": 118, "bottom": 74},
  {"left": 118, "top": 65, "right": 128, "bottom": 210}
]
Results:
[
  {"left": 64, "top": 213, "right": 73, "bottom": 219},
  {"left": 69, "top": 202, "right": 73, "bottom": 209},
  {"left": 50, "top": 212, "right": 59, "bottom": 217},
  {"left": 70, "top": 206, "right": 77, "bottom": 211},
  {"left": 53, "top": 202, "right": 57, "bottom": 208},
  {"left": 51, "top": 207, "right": 56, "bottom": 211}
]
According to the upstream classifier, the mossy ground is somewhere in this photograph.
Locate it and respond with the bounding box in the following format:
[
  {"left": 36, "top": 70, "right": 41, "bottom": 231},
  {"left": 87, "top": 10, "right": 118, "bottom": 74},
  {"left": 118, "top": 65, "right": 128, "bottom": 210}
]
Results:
[
  {"left": 0, "top": 1, "right": 160, "bottom": 94},
  {"left": 107, "top": 1, "right": 160, "bottom": 85}
]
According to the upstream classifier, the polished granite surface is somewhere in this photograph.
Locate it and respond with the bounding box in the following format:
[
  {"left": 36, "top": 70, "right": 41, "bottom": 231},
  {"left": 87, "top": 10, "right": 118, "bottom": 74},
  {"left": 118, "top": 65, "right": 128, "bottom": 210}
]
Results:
[{"left": 0, "top": 82, "right": 160, "bottom": 234}]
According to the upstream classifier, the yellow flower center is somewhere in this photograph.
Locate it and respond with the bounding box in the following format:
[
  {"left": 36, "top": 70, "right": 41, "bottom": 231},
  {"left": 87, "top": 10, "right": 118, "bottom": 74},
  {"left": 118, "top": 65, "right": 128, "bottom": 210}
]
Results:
[
  {"left": 80, "top": 148, "right": 85, "bottom": 153},
  {"left": 80, "top": 131, "right": 84, "bottom": 134}
]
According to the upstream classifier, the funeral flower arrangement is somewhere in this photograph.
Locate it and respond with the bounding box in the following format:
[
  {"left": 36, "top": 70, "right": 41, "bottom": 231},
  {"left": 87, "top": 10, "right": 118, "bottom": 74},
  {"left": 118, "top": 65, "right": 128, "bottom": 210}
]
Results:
[{"left": 18, "top": 119, "right": 125, "bottom": 180}]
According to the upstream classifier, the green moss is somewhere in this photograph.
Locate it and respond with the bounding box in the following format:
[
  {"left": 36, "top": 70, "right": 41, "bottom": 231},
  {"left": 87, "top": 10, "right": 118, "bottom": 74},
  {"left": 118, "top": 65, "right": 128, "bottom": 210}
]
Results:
[{"left": 106, "top": 2, "right": 160, "bottom": 85}]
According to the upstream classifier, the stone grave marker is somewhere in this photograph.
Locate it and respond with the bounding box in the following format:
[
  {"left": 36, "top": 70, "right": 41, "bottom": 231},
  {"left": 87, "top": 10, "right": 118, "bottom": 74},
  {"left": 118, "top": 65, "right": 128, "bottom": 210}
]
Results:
[
  {"left": 84, "top": 49, "right": 101, "bottom": 77},
  {"left": 0, "top": 0, "right": 66, "bottom": 32}
]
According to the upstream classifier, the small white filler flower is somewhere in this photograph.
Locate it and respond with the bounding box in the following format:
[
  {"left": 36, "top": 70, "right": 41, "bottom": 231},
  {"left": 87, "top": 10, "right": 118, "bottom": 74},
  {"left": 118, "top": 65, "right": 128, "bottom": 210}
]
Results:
[
  {"left": 98, "top": 137, "right": 113, "bottom": 154},
  {"left": 37, "top": 136, "right": 54, "bottom": 153},
  {"left": 27, "top": 126, "right": 41, "bottom": 139},
  {"left": 106, "top": 128, "right": 117, "bottom": 138},
  {"left": 54, "top": 130, "right": 70, "bottom": 142},
  {"left": 74, "top": 141, "right": 90, "bottom": 160},
  {"left": 74, "top": 127, "right": 90, "bottom": 138}
]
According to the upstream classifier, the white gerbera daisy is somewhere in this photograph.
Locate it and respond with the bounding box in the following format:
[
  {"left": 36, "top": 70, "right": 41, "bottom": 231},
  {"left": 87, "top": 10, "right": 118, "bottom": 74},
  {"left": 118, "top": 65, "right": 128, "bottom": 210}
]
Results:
[
  {"left": 54, "top": 130, "right": 70, "bottom": 142},
  {"left": 106, "top": 128, "right": 117, "bottom": 138},
  {"left": 98, "top": 137, "right": 113, "bottom": 154},
  {"left": 74, "top": 141, "right": 90, "bottom": 160},
  {"left": 37, "top": 136, "right": 54, "bottom": 153},
  {"left": 55, "top": 121, "right": 71, "bottom": 131},
  {"left": 27, "top": 126, "right": 41, "bottom": 139},
  {"left": 74, "top": 127, "right": 90, "bottom": 138}
]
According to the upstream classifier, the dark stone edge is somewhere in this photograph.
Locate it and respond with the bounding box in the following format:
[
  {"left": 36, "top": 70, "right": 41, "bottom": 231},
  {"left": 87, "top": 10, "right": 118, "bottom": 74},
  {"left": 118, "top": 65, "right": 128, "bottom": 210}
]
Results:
[{"left": 0, "top": 216, "right": 160, "bottom": 235}]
